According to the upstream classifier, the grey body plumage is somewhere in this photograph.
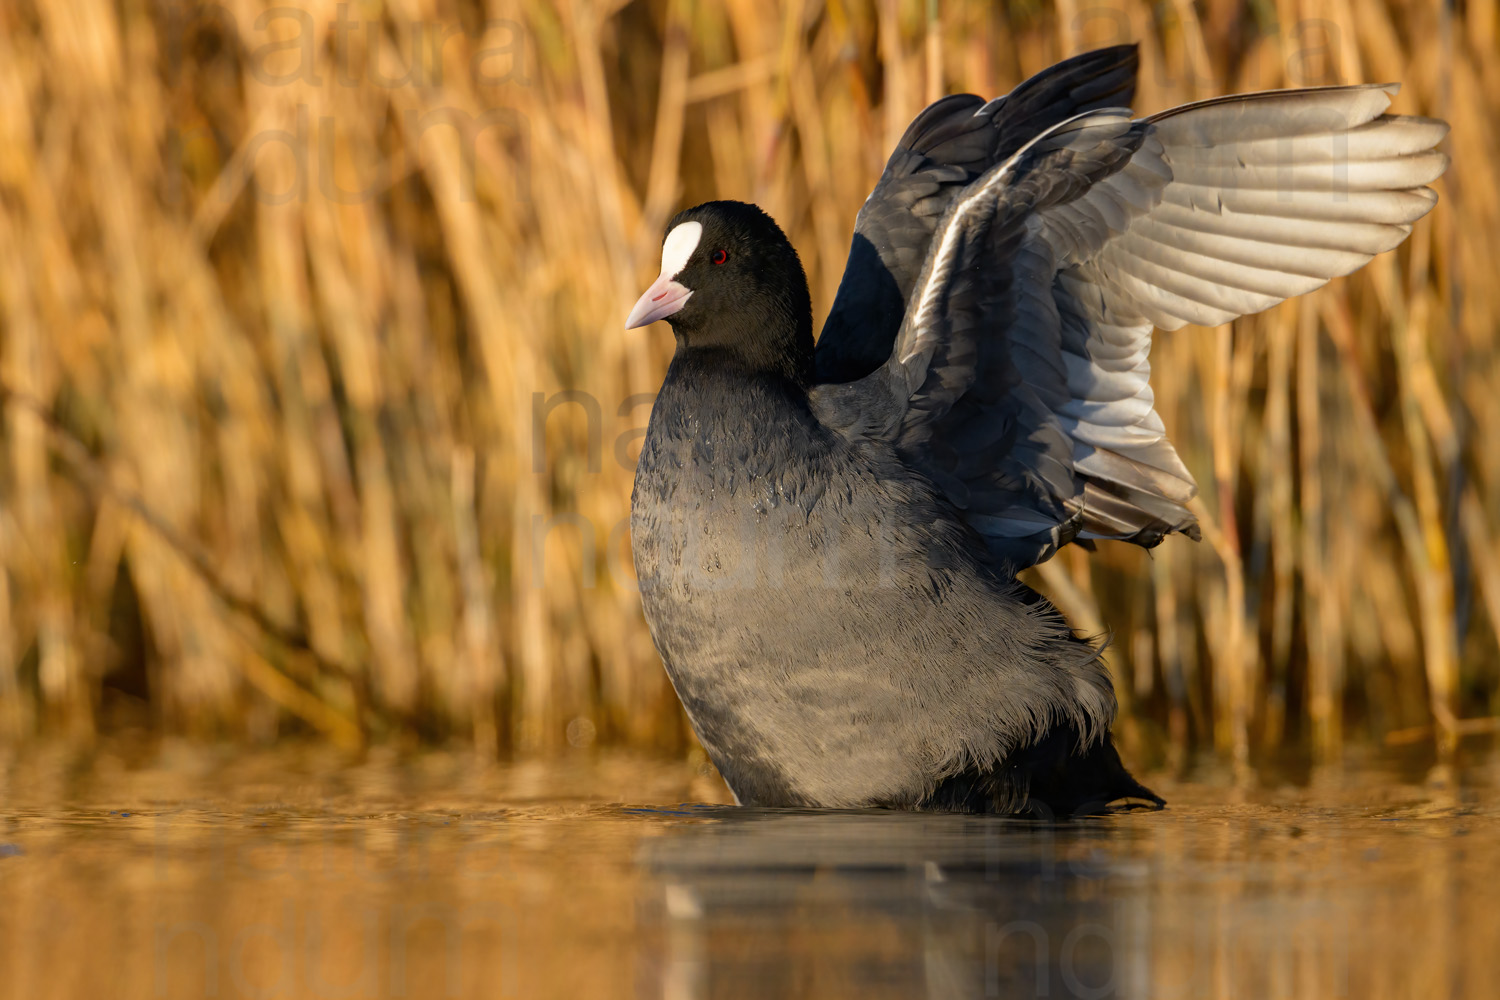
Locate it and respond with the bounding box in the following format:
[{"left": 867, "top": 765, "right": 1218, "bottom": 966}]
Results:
[{"left": 633, "top": 353, "right": 1114, "bottom": 810}]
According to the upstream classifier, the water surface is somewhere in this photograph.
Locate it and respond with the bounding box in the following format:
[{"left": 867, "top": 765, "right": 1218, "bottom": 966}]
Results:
[{"left": 1, "top": 747, "right": 1495, "bottom": 999}]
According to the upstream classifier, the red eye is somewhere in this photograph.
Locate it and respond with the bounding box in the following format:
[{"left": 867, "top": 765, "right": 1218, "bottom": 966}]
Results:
[{"left": 711, "top": 249, "right": 728, "bottom": 265}]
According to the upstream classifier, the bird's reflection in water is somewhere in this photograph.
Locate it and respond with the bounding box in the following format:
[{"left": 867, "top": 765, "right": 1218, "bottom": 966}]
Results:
[{"left": 634, "top": 807, "right": 1146, "bottom": 1000}]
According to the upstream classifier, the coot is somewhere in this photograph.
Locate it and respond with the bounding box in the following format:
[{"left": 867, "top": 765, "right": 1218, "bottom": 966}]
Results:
[{"left": 626, "top": 45, "right": 1447, "bottom": 815}]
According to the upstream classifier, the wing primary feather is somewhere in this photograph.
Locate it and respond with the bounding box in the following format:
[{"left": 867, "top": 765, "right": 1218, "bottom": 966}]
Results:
[{"left": 813, "top": 61, "right": 1446, "bottom": 570}]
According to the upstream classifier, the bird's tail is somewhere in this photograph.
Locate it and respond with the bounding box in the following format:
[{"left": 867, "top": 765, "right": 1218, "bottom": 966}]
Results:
[
  {"left": 922, "top": 726, "right": 1165, "bottom": 817},
  {"left": 1023, "top": 731, "right": 1166, "bottom": 818}
]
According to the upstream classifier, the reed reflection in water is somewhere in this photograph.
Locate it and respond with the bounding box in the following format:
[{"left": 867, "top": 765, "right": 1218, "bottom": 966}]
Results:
[{"left": 0, "top": 749, "right": 1495, "bottom": 999}]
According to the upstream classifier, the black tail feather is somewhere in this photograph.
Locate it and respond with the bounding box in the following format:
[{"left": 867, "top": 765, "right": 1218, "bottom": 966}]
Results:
[{"left": 922, "top": 726, "right": 1165, "bottom": 818}]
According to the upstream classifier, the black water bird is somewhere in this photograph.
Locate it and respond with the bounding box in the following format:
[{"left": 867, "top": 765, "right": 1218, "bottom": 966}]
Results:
[{"left": 625, "top": 45, "right": 1447, "bottom": 815}]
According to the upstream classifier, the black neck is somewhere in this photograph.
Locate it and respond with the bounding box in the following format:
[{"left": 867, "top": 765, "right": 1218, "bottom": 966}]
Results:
[{"left": 669, "top": 282, "right": 815, "bottom": 387}]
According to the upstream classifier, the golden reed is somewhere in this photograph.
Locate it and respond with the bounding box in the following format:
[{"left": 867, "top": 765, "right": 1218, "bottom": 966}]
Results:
[{"left": 0, "top": 0, "right": 1495, "bottom": 762}]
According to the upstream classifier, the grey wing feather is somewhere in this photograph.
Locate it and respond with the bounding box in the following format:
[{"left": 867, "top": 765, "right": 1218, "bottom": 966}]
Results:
[
  {"left": 814, "top": 80, "right": 1448, "bottom": 569},
  {"left": 815, "top": 45, "right": 1140, "bottom": 383}
]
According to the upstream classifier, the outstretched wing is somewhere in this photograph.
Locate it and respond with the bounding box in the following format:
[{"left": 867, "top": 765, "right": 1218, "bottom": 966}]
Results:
[
  {"left": 814, "top": 45, "right": 1139, "bottom": 383},
  {"left": 812, "top": 85, "right": 1448, "bottom": 569}
]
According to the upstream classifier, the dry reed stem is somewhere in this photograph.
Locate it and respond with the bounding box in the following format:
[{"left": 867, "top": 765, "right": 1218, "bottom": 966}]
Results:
[{"left": 0, "top": 0, "right": 1492, "bottom": 757}]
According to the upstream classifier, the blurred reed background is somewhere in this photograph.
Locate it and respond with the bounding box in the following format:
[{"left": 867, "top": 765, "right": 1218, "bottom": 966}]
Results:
[{"left": 0, "top": 0, "right": 1496, "bottom": 765}]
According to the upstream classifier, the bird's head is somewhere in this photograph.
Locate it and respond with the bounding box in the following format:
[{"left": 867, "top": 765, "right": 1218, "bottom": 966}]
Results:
[{"left": 626, "top": 201, "right": 814, "bottom": 383}]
